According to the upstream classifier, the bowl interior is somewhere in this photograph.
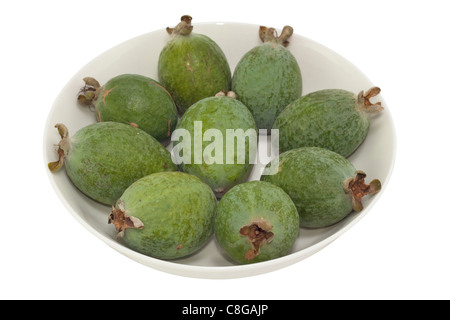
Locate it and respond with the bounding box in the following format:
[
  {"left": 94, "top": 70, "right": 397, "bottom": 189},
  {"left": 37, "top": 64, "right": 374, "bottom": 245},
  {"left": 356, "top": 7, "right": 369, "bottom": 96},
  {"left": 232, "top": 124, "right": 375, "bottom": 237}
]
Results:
[{"left": 43, "top": 22, "right": 396, "bottom": 278}]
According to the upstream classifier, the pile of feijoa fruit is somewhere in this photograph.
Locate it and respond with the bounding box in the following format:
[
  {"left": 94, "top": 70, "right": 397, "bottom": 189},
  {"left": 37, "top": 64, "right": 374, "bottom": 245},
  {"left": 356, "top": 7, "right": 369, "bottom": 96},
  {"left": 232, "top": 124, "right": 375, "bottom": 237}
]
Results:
[{"left": 48, "top": 15, "right": 384, "bottom": 265}]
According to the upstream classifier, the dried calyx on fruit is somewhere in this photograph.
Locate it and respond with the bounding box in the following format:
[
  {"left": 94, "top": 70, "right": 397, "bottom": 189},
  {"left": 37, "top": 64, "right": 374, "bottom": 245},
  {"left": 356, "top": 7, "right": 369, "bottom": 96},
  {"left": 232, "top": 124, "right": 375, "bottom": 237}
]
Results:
[
  {"left": 343, "top": 170, "right": 382, "bottom": 212},
  {"left": 259, "top": 25, "right": 294, "bottom": 47},
  {"left": 239, "top": 220, "right": 275, "bottom": 261}
]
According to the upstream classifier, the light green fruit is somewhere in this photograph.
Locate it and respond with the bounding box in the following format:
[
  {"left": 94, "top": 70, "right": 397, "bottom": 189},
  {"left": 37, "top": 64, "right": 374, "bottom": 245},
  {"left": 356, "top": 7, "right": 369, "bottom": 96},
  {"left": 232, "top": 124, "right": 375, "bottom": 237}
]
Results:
[
  {"left": 108, "top": 172, "right": 217, "bottom": 260},
  {"left": 77, "top": 74, "right": 178, "bottom": 144},
  {"left": 232, "top": 25, "right": 302, "bottom": 129},
  {"left": 273, "top": 87, "right": 383, "bottom": 157},
  {"left": 158, "top": 15, "right": 231, "bottom": 114},
  {"left": 214, "top": 181, "right": 299, "bottom": 264},
  {"left": 48, "top": 122, "right": 177, "bottom": 205},
  {"left": 261, "top": 147, "right": 381, "bottom": 228},
  {"left": 173, "top": 92, "right": 257, "bottom": 198}
]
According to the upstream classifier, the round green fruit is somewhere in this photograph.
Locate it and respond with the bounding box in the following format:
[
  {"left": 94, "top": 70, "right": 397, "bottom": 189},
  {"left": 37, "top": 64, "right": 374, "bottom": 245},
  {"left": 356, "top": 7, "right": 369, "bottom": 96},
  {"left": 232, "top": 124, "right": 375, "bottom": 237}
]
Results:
[
  {"left": 214, "top": 180, "right": 299, "bottom": 264},
  {"left": 108, "top": 172, "right": 217, "bottom": 260},
  {"left": 173, "top": 92, "right": 257, "bottom": 198},
  {"left": 158, "top": 15, "right": 231, "bottom": 114},
  {"left": 77, "top": 74, "right": 178, "bottom": 144},
  {"left": 48, "top": 122, "right": 177, "bottom": 205},
  {"left": 261, "top": 147, "right": 381, "bottom": 228},
  {"left": 232, "top": 25, "right": 302, "bottom": 129},
  {"left": 273, "top": 87, "right": 383, "bottom": 157}
]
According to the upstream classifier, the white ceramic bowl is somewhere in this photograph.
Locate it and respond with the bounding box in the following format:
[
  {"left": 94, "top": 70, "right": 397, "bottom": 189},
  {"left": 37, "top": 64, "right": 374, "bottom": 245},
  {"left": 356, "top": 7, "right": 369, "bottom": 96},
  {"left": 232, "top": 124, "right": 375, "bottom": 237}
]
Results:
[{"left": 43, "top": 22, "right": 396, "bottom": 279}]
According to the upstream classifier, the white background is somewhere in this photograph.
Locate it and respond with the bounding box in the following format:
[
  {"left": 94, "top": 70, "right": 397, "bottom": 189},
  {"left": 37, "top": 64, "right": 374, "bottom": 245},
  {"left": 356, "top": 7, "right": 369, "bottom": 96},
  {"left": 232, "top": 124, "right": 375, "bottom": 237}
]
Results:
[{"left": 1, "top": 0, "right": 449, "bottom": 300}]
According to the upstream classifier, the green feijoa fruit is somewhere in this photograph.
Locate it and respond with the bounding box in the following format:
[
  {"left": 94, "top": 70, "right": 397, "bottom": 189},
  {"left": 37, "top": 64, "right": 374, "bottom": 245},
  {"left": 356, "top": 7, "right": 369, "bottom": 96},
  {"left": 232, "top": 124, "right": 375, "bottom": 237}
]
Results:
[
  {"left": 232, "top": 25, "right": 302, "bottom": 129},
  {"left": 77, "top": 74, "right": 178, "bottom": 145},
  {"left": 108, "top": 171, "right": 217, "bottom": 260},
  {"left": 173, "top": 91, "right": 257, "bottom": 198},
  {"left": 214, "top": 181, "right": 299, "bottom": 264},
  {"left": 273, "top": 87, "right": 384, "bottom": 157},
  {"left": 158, "top": 15, "right": 232, "bottom": 114},
  {"left": 261, "top": 147, "right": 381, "bottom": 229},
  {"left": 48, "top": 122, "right": 177, "bottom": 205}
]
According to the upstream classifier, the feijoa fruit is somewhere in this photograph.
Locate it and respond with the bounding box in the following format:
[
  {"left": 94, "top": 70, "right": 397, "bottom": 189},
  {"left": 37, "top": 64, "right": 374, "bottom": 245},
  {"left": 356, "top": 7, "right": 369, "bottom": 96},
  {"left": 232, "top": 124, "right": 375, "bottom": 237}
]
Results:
[
  {"left": 48, "top": 122, "right": 177, "bottom": 205},
  {"left": 158, "top": 15, "right": 232, "bottom": 114},
  {"left": 261, "top": 147, "right": 381, "bottom": 228},
  {"left": 108, "top": 171, "right": 217, "bottom": 260},
  {"left": 77, "top": 74, "right": 178, "bottom": 144},
  {"left": 214, "top": 180, "right": 299, "bottom": 264},
  {"left": 273, "top": 87, "right": 383, "bottom": 157},
  {"left": 173, "top": 91, "right": 257, "bottom": 198},
  {"left": 231, "top": 25, "right": 302, "bottom": 129}
]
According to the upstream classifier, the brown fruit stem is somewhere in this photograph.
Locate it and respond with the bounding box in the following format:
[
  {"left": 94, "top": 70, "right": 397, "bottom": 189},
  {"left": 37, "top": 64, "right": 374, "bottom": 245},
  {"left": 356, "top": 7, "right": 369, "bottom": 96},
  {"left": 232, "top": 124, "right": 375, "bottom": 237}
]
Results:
[
  {"left": 166, "top": 15, "right": 193, "bottom": 36},
  {"left": 239, "top": 219, "right": 274, "bottom": 261},
  {"left": 48, "top": 123, "right": 71, "bottom": 172},
  {"left": 259, "top": 25, "right": 294, "bottom": 47},
  {"left": 343, "top": 171, "right": 382, "bottom": 212},
  {"left": 108, "top": 200, "right": 144, "bottom": 239},
  {"left": 357, "top": 87, "right": 384, "bottom": 114},
  {"left": 77, "top": 77, "right": 102, "bottom": 105}
]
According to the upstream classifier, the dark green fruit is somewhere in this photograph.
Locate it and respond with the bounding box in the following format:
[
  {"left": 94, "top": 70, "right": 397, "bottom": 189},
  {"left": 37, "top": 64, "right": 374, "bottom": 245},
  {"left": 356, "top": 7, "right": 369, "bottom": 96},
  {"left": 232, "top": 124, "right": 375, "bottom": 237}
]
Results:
[
  {"left": 158, "top": 15, "right": 231, "bottom": 114},
  {"left": 173, "top": 92, "right": 257, "bottom": 198},
  {"left": 48, "top": 122, "right": 177, "bottom": 205},
  {"left": 232, "top": 25, "right": 302, "bottom": 129},
  {"left": 261, "top": 147, "right": 381, "bottom": 228},
  {"left": 108, "top": 171, "right": 217, "bottom": 260},
  {"left": 214, "top": 181, "right": 299, "bottom": 264},
  {"left": 273, "top": 87, "right": 384, "bottom": 157},
  {"left": 77, "top": 74, "right": 178, "bottom": 144}
]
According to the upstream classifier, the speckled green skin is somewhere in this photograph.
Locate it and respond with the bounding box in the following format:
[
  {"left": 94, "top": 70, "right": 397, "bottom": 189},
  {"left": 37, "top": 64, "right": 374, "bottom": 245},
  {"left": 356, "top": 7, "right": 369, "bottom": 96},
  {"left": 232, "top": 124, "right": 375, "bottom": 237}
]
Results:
[
  {"left": 214, "top": 181, "right": 299, "bottom": 264},
  {"left": 119, "top": 172, "right": 217, "bottom": 260},
  {"left": 232, "top": 42, "right": 302, "bottom": 129},
  {"left": 158, "top": 33, "right": 231, "bottom": 114},
  {"left": 64, "top": 122, "right": 177, "bottom": 205},
  {"left": 94, "top": 74, "right": 178, "bottom": 143},
  {"left": 261, "top": 147, "right": 356, "bottom": 229},
  {"left": 174, "top": 96, "right": 257, "bottom": 196},
  {"left": 273, "top": 89, "right": 370, "bottom": 157}
]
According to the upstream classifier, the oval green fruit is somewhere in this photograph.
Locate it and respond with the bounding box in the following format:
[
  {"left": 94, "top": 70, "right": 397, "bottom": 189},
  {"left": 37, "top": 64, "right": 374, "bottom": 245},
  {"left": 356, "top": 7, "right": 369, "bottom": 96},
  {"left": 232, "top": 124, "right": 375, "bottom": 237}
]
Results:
[
  {"left": 173, "top": 92, "right": 257, "bottom": 198},
  {"left": 48, "top": 122, "right": 177, "bottom": 205},
  {"left": 77, "top": 74, "right": 178, "bottom": 144},
  {"left": 273, "top": 87, "right": 384, "bottom": 157},
  {"left": 108, "top": 171, "right": 217, "bottom": 260},
  {"left": 261, "top": 147, "right": 381, "bottom": 228},
  {"left": 232, "top": 26, "right": 302, "bottom": 129},
  {"left": 158, "top": 15, "right": 231, "bottom": 114},
  {"left": 214, "top": 181, "right": 299, "bottom": 264}
]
